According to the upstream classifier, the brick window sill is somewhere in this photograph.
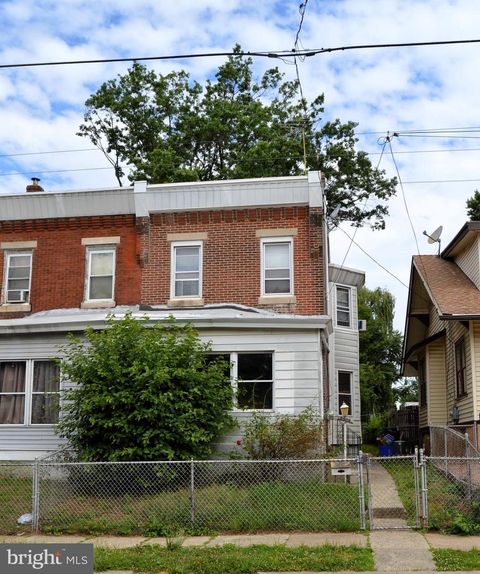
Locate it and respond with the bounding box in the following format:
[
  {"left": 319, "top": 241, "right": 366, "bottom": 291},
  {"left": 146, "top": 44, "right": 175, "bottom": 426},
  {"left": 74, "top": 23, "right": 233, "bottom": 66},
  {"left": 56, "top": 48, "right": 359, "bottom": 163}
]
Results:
[{"left": 0, "top": 303, "right": 31, "bottom": 313}]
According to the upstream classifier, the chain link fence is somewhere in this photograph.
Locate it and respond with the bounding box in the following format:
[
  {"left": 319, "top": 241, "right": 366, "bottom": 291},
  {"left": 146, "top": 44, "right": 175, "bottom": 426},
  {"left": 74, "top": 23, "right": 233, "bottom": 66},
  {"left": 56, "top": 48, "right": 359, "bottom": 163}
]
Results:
[
  {"left": 0, "top": 463, "right": 34, "bottom": 534},
  {"left": 35, "top": 458, "right": 362, "bottom": 535},
  {"left": 3, "top": 450, "right": 480, "bottom": 535}
]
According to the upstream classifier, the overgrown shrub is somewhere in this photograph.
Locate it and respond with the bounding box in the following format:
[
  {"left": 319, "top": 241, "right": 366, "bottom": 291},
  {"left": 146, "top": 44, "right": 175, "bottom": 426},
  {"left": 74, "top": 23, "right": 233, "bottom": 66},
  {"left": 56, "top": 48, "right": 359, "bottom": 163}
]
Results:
[
  {"left": 239, "top": 408, "right": 324, "bottom": 460},
  {"left": 57, "top": 313, "right": 234, "bottom": 461}
]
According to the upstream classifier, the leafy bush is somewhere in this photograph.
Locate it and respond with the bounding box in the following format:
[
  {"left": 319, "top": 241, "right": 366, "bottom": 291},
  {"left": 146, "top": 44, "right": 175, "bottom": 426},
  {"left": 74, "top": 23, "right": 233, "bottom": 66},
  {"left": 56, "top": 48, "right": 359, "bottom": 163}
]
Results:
[
  {"left": 239, "top": 408, "right": 324, "bottom": 459},
  {"left": 57, "top": 313, "right": 234, "bottom": 461}
]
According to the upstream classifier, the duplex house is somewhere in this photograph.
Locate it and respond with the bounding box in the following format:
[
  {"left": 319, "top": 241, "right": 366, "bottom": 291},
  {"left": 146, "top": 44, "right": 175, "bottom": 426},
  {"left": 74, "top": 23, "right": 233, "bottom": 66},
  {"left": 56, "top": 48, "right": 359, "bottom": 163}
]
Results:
[
  {"left": 402, "top": 222, "right": 480, "bottom": 449},
  {"left": 0, "top": 173, "right": 362, "bottom": 459}
]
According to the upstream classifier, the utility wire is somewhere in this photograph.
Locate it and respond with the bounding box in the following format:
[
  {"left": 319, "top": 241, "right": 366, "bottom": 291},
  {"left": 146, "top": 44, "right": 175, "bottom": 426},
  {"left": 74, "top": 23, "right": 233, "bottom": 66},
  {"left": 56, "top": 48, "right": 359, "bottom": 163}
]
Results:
[{"left": 1, "top": 38, "right": 480, "bottom": 69}]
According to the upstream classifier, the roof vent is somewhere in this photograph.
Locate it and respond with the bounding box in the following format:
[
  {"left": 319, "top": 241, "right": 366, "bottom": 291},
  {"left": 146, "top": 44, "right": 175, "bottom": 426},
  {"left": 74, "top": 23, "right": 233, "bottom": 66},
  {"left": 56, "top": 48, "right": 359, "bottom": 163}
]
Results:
[{"left": 26, "top": 177, "right": 44, "bottom": 193}]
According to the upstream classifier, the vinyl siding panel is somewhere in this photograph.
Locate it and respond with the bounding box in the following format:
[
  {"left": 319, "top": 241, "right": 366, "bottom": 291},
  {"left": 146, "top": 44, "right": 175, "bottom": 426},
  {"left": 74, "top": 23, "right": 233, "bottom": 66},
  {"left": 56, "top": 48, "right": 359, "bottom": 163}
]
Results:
[
  {"left": 470, "top": 321, "right": 480, "bottom": 420},
  {"left": 426, "top": 338, "right": 447, "bottom": 425},
  {"left": 427, "top": 306, "right": 444, "bottom": 338},
  {"left": 455, "top": 236, "right": 480, "bottom": 288},
  {"left": 0, "top": 328, "right": 322, "bottom": 459}
]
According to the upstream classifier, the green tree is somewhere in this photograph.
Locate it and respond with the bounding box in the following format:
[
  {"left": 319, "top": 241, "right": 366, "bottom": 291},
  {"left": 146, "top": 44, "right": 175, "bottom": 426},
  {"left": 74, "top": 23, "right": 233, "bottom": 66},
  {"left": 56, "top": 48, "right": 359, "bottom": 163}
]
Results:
[
  {"left": 466, "top": 189, "right": 480, "bottom": 220},
  {"left": 358, "top": 287, "right": 403, "bottom": 418},
  {"left": 78, "top": 47, "right": 396, "bottom": 230},
  {"left": 56, "top": 314, "right": 233, "bottom": 461},
  {"left": 394, "top": 377, "right": 418, "bottom": 404}
]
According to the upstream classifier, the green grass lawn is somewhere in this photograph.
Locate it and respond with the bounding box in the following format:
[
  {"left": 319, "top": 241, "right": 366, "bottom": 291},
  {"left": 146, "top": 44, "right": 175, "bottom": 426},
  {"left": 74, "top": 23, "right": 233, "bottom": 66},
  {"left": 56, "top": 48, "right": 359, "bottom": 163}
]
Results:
[
  {"left": 94, "top": 543, "right": 374, "bottom": 574},
  {"left": 0, "top": 474, "right": 33, "bottom": 534},
  {"left": 432, "top": 548, "right": 480, "bottom": 570},
  {"left": 39, "top": 478, "right": 361, "bottom": 535}
]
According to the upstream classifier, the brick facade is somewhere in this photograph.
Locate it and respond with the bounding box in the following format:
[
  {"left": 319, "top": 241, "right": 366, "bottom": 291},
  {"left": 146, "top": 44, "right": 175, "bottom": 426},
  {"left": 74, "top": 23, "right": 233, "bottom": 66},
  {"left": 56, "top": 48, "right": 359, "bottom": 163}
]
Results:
[
  {"left": 0, "top": 215, "right": 140, "bottom": 319},
  {"left": 142, "top": 206, "right": 325, "bottom": 315}
]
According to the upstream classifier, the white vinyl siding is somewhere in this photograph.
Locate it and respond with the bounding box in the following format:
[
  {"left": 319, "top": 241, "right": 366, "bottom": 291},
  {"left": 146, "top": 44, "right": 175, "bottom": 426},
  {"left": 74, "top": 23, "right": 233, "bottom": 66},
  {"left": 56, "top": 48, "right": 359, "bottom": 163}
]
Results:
[
  {"left": 261, "top": 237, "right": 293, "bottom": 295},
  {"left": 454, "top": 235, "right": 480, "bottom": 288},
  {"left": 426, "top": 339, "right": 447, "bottom": 426},
  {"left": 85, "top": 247, "right": 115, "bottom": 301},
  {"left": 171, "top": 241, "right": 202, "bottom": 299},
  {"left": 4, "top": 252, "right": 32, "bottom": 303}
]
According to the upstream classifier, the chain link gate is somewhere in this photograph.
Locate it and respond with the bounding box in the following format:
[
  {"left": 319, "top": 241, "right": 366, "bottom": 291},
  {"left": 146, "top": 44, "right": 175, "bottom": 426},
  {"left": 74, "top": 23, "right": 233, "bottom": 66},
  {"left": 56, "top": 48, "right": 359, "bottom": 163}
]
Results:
[{"left": 363, "top": 449, "right": 426, "bottom": 530}]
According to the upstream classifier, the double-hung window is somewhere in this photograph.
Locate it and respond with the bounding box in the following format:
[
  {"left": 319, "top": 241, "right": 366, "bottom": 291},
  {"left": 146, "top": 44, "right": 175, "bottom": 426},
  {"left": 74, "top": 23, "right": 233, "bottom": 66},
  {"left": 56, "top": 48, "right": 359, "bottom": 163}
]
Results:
[
  {"left": 338, "top": 371, "right": 352, "bottom": 415},
  {"left": 336, "top": 286, "right": 351, "bottom": 327},
  {"left": 86, "top": 247, "right": 115, "bottom": 301},
  {"left": 261, "top": 238, "right": 293, "bottom": 295},
  {"left": 171, "top": 242, "right": 202, "bottom": 299},
  {"left": 455, "top": 338, "right": 466, "bottom": 397},
  {"left": 0, "top": 360, "right": 60, "bottom": 425},
  {"left": 208, "top": 352, "right": 274, "bottom": 410},
  {"left": 5, "top": 252, "right": 32, "bottom": 303}
]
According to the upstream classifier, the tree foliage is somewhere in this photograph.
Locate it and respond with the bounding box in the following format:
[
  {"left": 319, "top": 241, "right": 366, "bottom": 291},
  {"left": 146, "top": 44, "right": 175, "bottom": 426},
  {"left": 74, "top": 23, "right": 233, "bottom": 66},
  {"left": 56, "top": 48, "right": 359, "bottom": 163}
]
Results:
[
  {"left": 358, "top": 287, "right": 403, "bottom": 418},
  {"left": 56, "top": 314, "right": 233, "bottom": 461},
  {"left": 466, "top": 189, "right": 480, "bottom": 220},
  {"left": 78, "top": 47, "right": 396, "bottom": 229}
]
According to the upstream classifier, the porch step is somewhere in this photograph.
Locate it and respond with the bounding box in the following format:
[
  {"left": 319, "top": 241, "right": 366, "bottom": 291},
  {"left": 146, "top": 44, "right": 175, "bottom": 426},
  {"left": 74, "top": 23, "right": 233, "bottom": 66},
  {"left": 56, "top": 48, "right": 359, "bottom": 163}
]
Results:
[{"left": 372, "top": 507, "right": 406, "bottom": 518}]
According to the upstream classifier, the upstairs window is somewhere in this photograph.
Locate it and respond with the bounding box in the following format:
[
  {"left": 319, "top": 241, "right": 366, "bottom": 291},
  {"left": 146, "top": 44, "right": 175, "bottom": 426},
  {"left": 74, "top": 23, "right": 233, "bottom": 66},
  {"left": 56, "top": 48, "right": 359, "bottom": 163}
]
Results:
[
  {"left": 338, "top": 371, "right": 352, "bottom": 415},
  {"left": 336, "top": 286, "right": 351, "bottom": 327},
  {"left": 86, "top": 247, "right": 115, "bottom": 301},
  {"left": 171, "top": 242, "right": 202, "bottom": 298},
  {"left": 261, "top": 238, "right": 293, "bottom": 295},
  {"left": 455, "top": 338, "right": 466, "bottom": 397},
  {"left": 5, "top": 252, "right": 32, "bottom": 303},
  {"left": 0, "top": 360, "right": 60, "bottom": 425}
]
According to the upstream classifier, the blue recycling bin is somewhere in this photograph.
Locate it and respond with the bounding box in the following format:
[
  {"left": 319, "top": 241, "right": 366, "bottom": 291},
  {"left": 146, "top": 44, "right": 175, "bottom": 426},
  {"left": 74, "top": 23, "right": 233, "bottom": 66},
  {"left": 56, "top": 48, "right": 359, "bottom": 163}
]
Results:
[{"left": 379, "top": 444, "right": 394, "bottom": 457}]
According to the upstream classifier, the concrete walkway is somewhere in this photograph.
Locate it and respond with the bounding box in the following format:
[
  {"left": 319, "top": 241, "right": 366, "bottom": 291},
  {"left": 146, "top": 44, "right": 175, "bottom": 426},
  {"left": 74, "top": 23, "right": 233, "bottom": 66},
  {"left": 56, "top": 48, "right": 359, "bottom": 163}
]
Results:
[
  {"left": 2, "top": 531, "right": 480, "bottom": 572},
  {"left": 368, "top": 459, "right": 409, "bottom": 529}
]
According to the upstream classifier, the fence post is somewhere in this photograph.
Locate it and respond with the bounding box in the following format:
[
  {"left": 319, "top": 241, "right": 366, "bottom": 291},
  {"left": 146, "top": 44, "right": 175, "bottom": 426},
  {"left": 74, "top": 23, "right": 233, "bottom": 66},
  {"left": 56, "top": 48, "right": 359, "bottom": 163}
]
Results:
[
  {"left": 444, "top": 427, "right": 448, "bottom": 475},
  {"left": 366, "top": 457, "right": 373, "bottom": 529},
  {"left": 357, "top": 451, "right": 366, "bottom": 530},
  {"left": 190, "top": 459, "right": 195, "bottom": 526},
  {"left": 32, "top": 458, "right": 40, "bottom": 533},
  {"left": 413, "top": 447, "right": 421, "bottom": 529},
  {"left": 420, "top": 448, "right": 428, "bottom": 528},
  {"left": 465, "top": 433, "right": 472, "bottom": 502}
]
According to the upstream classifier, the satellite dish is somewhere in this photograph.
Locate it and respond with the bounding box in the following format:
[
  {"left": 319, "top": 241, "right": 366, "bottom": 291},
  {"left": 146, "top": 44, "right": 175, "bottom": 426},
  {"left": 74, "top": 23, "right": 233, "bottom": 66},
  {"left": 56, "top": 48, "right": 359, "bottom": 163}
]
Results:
[{"left": 423, "top": 225, "right": 443, "bottom": 254}]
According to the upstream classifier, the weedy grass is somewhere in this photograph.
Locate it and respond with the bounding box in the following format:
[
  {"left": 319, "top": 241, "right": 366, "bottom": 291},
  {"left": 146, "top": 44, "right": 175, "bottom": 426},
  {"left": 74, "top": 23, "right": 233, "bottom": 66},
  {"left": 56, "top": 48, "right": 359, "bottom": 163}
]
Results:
[
  {"left": 94, "top": 543, "right": 374, "bottom": 574},
  {"left": 432, "top": 548, "right": 480, "bottom": 570}
]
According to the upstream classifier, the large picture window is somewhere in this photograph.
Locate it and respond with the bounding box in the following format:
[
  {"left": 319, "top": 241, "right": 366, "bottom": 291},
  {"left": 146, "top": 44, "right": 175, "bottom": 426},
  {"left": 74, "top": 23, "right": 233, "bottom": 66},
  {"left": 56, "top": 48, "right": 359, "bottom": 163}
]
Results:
[
  {"left": 171, "top": 242, "right": 202, "bottom": 298},
  {"left": 261, "top": 238, "right": 293, "bottom": 295},
  {"left": 0, "top": 360, "right": 60, "bottom": 425},
  {"left": 208, "top": 352, "right": 273, "bottom": 410}
]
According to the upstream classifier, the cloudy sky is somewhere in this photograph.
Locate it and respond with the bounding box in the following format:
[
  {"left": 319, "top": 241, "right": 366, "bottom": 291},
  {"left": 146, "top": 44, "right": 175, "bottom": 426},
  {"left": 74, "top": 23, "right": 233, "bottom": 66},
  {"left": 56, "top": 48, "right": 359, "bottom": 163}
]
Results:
[{"left": 1, "top": 0, "right": 479, "bottom": 329}]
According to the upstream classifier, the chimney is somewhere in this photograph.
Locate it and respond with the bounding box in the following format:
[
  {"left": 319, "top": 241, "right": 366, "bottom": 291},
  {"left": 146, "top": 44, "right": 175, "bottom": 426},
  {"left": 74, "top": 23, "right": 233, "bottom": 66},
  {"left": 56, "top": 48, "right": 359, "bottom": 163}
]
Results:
[{"left": 26, "top": 177, "right": 44, "bottom": 193}]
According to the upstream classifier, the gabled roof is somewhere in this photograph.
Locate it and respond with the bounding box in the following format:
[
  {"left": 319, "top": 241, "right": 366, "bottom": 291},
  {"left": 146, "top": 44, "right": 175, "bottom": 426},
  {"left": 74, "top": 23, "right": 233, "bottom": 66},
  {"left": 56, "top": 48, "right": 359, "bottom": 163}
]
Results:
[{"left": 413, "top": 255, "right": 480, "bottom": 318}]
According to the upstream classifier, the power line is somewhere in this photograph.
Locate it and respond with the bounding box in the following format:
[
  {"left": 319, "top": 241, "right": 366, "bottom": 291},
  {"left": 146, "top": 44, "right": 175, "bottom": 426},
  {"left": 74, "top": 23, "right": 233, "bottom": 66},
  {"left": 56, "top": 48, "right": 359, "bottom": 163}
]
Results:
[{"left": 1, "top": 38, "right": 480, "bottom": 69}]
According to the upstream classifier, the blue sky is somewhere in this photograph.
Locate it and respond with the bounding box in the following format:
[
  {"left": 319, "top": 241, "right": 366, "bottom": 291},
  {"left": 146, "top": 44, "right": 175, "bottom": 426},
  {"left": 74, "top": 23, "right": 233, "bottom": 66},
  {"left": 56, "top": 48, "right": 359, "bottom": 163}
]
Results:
[{"left": 1, "top": 0, "right": 480, "bottom": 328}]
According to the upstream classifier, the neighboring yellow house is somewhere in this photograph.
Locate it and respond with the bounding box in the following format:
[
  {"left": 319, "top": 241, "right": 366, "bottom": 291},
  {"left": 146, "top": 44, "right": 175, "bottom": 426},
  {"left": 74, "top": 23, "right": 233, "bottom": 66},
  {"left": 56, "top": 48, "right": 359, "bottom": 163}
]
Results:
[{"left": 403, "top": 222, "right": 480, "bottom": 449}]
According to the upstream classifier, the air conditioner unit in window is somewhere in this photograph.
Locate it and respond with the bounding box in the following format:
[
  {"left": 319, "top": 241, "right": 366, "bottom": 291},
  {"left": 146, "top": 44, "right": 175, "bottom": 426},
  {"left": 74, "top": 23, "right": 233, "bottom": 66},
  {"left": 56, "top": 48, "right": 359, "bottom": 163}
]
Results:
[
  {"left": 358, "top": 319, "right": 367, "bottom": 331},
  {"left": 17, "top": 291, "right": 29, "bottom": 303}
]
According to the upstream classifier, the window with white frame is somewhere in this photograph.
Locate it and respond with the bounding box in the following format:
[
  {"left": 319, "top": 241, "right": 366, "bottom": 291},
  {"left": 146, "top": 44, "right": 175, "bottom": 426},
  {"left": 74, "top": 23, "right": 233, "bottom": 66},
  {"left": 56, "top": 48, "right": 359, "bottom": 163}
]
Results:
[
  {"left": 0, "top": 360, "right": 60, "bottom": 425},
  {"left": 208, "top": 352, "right": 273, "bottom": 410},
  {"left": 86, "top": 247, "right": 115, "bottom": 301},
  {"left": 4, "top": 252, "right": 32, "bottom": 303},
  {"left": 171, "top": 242, "right": 202, "bottom": 298},
  {"left": 261, "top": 238, "right": 293, "bottom": 295},
  {"left": 338, "top": 371, "right": 352, "bottom": 415},
  {"left": 336, "top": 286, "right": 351, "bottom": 327}
]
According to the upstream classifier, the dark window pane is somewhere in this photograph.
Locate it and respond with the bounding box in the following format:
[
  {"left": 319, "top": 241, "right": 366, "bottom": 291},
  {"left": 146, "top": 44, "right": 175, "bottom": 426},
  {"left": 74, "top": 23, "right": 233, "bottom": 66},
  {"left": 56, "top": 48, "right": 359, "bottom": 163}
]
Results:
[
  {"left": 33, "top": 362, "right": 60, "bottom": 392},
  {"left": 337, "top": 310, "right": 350, "bottom": 326},
  {"left": 31, "top": 394, "right": 60, "bottom": 424},
  {"left": 265, "top": 279, "right": 290, "bottom": 294},
  {"left": 337, "top": 287, "right": 349, "bottom": 306},
  {"left": 175, "top": 279, "right": 199, "bottom": 297},
  {"left": 238, "top": 353, "right": 272, "bottom": 381},
  {"left": 90, "top": 276, "right": 113, "bottom": 299},
  {"left": 237, "top": 381, "right": 272, "bottom": 409},
  {"left": 338, "top": 372, "right": 351, "bottom": 394},
  {"left": 0, "top": 395, "right": 24, "bottom": 424},
  {"left": 0, "top": 362, "right": 26, "bottom": 392}
]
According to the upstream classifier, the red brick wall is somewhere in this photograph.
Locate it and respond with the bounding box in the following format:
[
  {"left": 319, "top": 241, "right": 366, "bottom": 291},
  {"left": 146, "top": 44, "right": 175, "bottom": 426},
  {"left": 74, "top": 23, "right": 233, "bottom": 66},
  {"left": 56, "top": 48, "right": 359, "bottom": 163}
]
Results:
[
  {"left": 0, "top": 215, "right": 140, "bottom": 319},
  {"left": 142, "top": 206, "right": 325, "bottom": 315}
]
